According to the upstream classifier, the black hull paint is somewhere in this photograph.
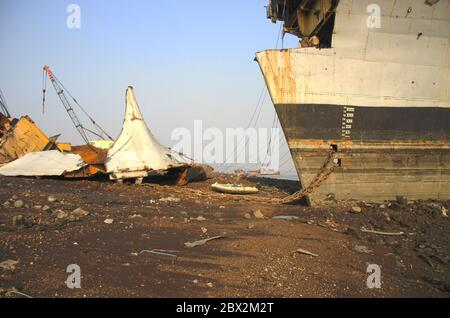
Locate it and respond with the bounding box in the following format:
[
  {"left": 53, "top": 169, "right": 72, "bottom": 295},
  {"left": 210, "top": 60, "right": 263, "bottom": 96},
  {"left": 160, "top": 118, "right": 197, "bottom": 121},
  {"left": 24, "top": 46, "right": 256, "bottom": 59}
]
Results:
[
  {"left": 275, "top": 104, "right": 449, "bottom": 141},
  {"left": 274, "top": 104, "right": 450, "bottom": 204}
]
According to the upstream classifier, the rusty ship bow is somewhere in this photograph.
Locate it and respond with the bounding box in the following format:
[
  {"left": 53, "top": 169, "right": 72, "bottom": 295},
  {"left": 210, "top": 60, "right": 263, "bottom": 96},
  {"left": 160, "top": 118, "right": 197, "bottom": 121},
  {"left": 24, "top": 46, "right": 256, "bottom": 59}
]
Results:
[{"left": 256, "top": 0, "right": 450, "bottom": 204}]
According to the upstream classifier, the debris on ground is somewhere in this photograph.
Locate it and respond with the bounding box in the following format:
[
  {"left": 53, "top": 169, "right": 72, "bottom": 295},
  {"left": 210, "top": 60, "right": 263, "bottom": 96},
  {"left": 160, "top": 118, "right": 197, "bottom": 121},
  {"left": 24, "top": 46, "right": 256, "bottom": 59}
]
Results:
[
  {"left": 47, "top": 196, "right": 57, "bottom": 203},
  {"left": 272, "top": 215, "right": 300, "bottom": 221},
  {"left": 295, "top": 248, "right": 319, "bottom": 257},
  {"left": 253, "top": 210, "right": 265, "bottom": 219},
  {"left": 159, "top": 196, "right": 181, "bottom": 203},
  {"left": 0, "top": 259, "right": 19, "bottom": 272},
  {"left": 1, "top": 287, "right": 33, "bottom": 298},
  {"left": 350, "top": 206, "right": 362, "bottom": 214},
  {"left": 0, "top": 114, "right": 58, "bottom": 165},
  {"left": 0, "top": 174, "right": 448, "bottom": 297},
  {"left": 352, "top": 245, "right": 374, "bottom": 255},
  {"left": 211, "top": 183, "right": 259, "bottom": 194},
  {"left": 0, "top": 150, "right": 86, "bottom": 177},
  {"left": 140, "top": 249, "right": 178, "bottom": 259},
  {"left": 360, "top": 227, "right": 405, "bottom": 236},
  {"left": 184, "top": 236, "right": 225, "bottom": 248}
]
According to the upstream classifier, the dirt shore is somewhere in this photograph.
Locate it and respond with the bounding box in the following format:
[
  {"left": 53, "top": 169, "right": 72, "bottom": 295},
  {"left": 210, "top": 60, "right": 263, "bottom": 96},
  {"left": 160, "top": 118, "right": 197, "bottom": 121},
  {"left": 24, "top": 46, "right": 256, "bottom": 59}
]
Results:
[{"left": 0, "top": 174, "right": 449, "bottom": 298}]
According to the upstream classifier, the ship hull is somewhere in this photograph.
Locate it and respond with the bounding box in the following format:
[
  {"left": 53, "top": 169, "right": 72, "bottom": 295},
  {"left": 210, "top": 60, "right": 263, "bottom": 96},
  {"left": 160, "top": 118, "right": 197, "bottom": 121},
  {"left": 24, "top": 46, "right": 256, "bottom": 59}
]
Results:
[
  {"left": 275, "top": 103, "right": 450, "bottom": 204},
  {"left": 256, "top": 0, "right": 449, "bottom": 204}
]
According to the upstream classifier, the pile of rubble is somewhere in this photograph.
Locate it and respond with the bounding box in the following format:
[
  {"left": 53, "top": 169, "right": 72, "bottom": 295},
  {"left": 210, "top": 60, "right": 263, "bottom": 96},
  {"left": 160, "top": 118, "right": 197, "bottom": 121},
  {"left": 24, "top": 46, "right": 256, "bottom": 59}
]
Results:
[{"left": 0, "top": 87, "right": 211, "bottom": 185}]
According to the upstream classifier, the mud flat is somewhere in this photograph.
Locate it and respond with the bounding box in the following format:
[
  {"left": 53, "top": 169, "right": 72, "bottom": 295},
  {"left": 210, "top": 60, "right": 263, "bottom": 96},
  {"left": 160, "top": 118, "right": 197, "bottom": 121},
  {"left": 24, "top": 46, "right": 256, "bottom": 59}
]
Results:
[{"left": 0, "top": 174, "right": 449, "bottom": 298}]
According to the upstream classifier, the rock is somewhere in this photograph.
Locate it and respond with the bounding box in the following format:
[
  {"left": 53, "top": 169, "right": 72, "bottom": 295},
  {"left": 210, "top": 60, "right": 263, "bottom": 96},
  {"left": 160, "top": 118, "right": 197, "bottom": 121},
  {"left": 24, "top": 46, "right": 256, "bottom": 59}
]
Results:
[
  {"left": 243, "top": 213, "right": 252, "bottom": 220},
  {"left": 0, "top": 259, "right": 19, "bottom": 272},
  {"left": 206, "top": 282, "right": 214, "bottom": 288},
  {"left": 180, "top": 211, "right": 189, "bottom": 217},
  {"left": 13, "top": 200, "right": 24, "bottom": 208},
  {"left": 253, "top": 210, "right": 265, "bottom": 219},
  {"left": 350, "top": 206, "right": 362, "bottom": 214},
  {"left": 129, "top": 214, "right": 143, "bottom": 219},
  {"left": 247, "top": 223, "right": 255, "bottom": 229},
  {"left": 11, "top": 195, "right": 18, "bottom": 200},
  {"left": 379, "top": 204, "right": 386, "bottom": 209},
  {"left": 72, "top": 207, "right": 90, "bottom": 217},
  {"left": 195, "top": 216, "right": 206, "bottom": 221},
  {"left": 32, "top": 205, "right": 42, "bottom": 210},
  {"left": 47, "top": 196, "right": 57, "bottom": 203},
  {"left": 159, "top": 196, "right": 180, "bottom": 203},
  {"left": 193, "top": 279, "right": 199, "bottom": 284},
  {"left": 67, "top": 215, "right": 79, "bottom": 222},
  {"left": 441, "top": 206, "right": 448, "bottom": 218},
  {"left": 56, "top": 210, "right": 68, "bottom": 219},
  {"left": 104, "top": 218, "right": 114, "bottom": 224},
  {"left": 42, "top": 205, "right": 50, "bottom": 212},
  {"left": 2, "top": 201, "right": 10, "bottom": 208},
  {"left": 219, "top": 206, "right": 225, "bottom": 209},
  {"left": 352, "top": 245, "right": 373, "bottom": 255}
]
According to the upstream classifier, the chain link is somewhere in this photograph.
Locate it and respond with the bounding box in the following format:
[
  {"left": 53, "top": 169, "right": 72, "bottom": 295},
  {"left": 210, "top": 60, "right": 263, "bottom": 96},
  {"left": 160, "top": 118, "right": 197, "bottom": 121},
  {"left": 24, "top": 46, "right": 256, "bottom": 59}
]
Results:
[{"left": 282, "top": 147, "right": 338, "bottom": 204}]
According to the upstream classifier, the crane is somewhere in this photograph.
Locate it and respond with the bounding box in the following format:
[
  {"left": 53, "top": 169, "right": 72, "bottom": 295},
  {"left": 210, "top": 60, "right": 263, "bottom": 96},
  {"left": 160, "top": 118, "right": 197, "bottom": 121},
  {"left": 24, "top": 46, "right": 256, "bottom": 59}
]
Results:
[
  {"left": 0, "top": 88, "right": 11, "bottom": 117},
  {"left": 42, "top": 65, "right": 113, "bottom": 144}
]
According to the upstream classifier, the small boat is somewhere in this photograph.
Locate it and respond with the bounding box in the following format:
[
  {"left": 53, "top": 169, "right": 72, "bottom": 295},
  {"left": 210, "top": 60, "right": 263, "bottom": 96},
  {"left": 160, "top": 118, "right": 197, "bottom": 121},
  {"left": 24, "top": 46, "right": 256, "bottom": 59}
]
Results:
[{"left": 210, "top": 182, "right": 259, "bottom": 195}]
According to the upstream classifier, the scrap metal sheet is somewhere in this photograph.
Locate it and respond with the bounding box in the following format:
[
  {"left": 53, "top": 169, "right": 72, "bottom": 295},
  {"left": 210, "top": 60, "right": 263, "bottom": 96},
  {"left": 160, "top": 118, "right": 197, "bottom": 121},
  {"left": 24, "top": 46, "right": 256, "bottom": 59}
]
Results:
[{"left": 0, "top": 150, "right": 86, "bottom": 176}]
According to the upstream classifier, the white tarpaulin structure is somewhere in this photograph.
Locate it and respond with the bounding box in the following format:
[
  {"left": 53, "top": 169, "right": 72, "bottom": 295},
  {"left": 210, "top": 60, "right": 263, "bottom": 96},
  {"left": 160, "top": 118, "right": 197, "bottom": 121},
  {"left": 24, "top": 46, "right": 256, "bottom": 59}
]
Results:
[
  {"left": 0, "top": 150, "right": 86, "bottom": 176},
  {"left": 106, "top": 86, "right": 189, "bottom": 180}
]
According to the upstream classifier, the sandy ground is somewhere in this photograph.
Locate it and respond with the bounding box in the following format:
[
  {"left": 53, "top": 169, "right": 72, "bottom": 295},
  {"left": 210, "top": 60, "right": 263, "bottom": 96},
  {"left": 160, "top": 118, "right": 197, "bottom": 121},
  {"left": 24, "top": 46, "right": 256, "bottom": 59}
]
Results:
[{"left": 0, "top": 173, "right": 449, "bottom": 298}]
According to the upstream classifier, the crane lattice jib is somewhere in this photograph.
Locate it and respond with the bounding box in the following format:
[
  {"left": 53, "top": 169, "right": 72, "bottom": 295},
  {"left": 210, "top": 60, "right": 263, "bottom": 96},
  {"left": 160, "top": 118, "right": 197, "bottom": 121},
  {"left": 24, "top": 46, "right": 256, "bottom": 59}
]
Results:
[
  {"left": 43, "top": 66, "right": 90, "bottom": 144},
  {"left": 42, "top": 65, "right": 113, "bottom": 144},
  {"left": 0, "top": 89, "right": 11, "bottom": 117}
]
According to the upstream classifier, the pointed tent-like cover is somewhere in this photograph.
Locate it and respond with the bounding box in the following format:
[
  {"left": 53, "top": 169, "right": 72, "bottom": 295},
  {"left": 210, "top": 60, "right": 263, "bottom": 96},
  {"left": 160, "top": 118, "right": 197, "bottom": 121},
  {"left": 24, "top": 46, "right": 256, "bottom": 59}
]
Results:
[{"left": 106, "top": 86, "right": 188, "bottom": 180}]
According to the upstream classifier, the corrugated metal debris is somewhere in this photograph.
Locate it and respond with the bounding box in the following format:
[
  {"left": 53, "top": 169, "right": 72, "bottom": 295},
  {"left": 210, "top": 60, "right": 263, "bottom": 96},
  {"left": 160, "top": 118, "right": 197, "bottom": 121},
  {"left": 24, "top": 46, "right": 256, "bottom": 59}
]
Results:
[
  {"left": 0, "top": 150, "right": 86, "bottom": 176},
  {"left": 0, "top": 86, "right": 211, "bottom": 185}
]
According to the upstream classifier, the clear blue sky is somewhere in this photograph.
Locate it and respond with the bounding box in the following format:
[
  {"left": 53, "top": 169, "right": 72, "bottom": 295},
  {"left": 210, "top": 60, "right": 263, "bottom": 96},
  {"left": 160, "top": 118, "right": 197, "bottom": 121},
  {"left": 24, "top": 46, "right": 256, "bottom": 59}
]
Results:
[{"left": 0, "top": 0, "right": 298, "bottom": 176}]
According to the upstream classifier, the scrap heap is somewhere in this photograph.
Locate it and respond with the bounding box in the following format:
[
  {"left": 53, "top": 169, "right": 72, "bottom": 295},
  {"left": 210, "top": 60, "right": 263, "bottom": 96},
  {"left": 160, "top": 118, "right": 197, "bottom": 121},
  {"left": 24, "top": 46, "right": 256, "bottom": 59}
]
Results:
[
  {"left": 0, "top": 112, "right": 59, "bottom": 166},
  {"left": 0, "top": 85, "right": 211, "bottom": 184}
]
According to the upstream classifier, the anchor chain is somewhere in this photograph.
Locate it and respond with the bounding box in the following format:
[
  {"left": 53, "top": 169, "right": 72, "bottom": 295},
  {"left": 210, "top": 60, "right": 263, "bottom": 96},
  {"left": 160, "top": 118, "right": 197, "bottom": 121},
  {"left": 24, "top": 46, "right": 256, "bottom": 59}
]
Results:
[{"left": 282, "top": 146, "right": 339, "bottom": 204}]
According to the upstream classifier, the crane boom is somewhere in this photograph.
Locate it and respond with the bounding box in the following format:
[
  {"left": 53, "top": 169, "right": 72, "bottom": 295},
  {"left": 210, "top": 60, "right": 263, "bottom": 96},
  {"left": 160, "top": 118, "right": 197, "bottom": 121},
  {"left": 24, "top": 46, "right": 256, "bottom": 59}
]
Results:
[
  {"left": 0, "top": 88, "right": 11, "bottom": 117},
  {"left": 42, "top": 65, "right": 113, "bottom": 144}
]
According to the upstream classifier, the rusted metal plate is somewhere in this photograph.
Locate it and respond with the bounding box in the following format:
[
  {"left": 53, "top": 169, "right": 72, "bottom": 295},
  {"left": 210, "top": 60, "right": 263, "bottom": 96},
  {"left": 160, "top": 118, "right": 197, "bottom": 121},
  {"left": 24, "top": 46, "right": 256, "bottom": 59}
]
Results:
[
  {"left": 63, "top": 164, "right": 105, "bottom": 178},
  {"left": 57, "top": 143, "right": 72, "bottom": 152},
  {"left": 71, "top": 145, "right": 108, "bottom": 165},
  {"left": 63, "top": 144, "right": 108, "bottom": 178},
  {"left": 0, "top": 116, "right": 56, "bottom": 164}
]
